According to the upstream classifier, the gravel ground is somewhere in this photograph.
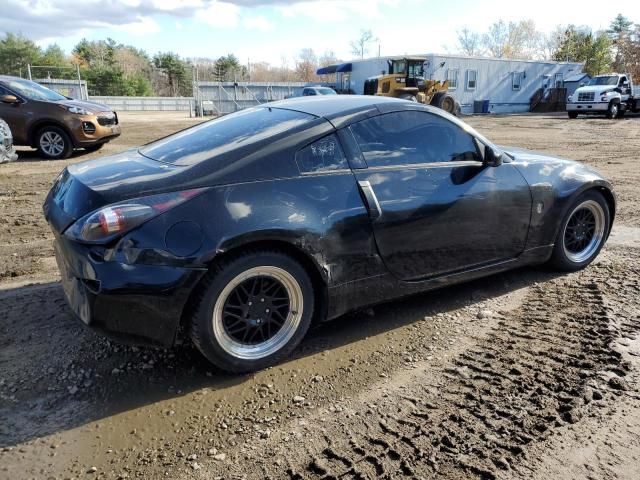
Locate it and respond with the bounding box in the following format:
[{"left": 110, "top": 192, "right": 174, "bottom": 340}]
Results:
[{"left": 0, "top": 111, "right": 639, "bottom": 480}]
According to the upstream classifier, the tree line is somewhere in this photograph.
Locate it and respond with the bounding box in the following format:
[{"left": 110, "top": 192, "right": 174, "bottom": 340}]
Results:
[
  {"left": 456, "top": 14, "right": 639, "bottom": 78},
  {"left": 0, "top": 13, "right": 637, "bottom": 97}
]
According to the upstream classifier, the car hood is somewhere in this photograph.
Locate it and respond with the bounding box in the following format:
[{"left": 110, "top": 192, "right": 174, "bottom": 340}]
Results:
[
  {"left": 55, "top": 98, "right": 113, "bottom": 113},
  {"left": 572, "top": 85, "right": 615, "bottom": 95},
  {"left": 500, "top": 145, "right": 609, "bottom": 186}
]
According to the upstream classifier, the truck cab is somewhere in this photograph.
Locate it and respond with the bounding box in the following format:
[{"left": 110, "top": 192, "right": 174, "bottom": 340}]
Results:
[{"left": 567, "top": 73, "right": 639, "bottom": 119}]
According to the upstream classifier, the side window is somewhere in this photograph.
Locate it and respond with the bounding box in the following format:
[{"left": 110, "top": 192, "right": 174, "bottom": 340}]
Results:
[
  {"left": 0, "top": 85, "right": 9, "bottom": 96},
  {"left": 349, "top": 111, "right": 482, "bottom": 168},
  {"left": 296, "top": 133, "right": 348, "bottom": 173},
  {"left": 447, "top": 69, "right": 459, "bottom": 90},
  {"left": 512, "top": 72, "right": 522, "bottom": 91},
  {"left": 466, "top": 70, "right": 477, "bottom": 90}
]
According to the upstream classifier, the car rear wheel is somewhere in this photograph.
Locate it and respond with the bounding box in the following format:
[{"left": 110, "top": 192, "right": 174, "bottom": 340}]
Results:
[
  {"left": 549, "top": 191, "right": 610, "bottom": 271},
  {"left": 37, "top": 126, "right": 73, "bottom": 160},
  {"left": 189, "top": 251, "right": 315, "bottom": 373}
]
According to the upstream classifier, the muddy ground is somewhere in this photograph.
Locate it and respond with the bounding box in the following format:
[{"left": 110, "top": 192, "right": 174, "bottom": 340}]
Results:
[{"left": 0, "top": 112, "right": 639, "bottom": 480}]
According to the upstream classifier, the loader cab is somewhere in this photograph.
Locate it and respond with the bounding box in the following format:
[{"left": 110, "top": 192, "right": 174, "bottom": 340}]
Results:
[{"left": 388, "top": 57, "right": 426, "bottom": 89}]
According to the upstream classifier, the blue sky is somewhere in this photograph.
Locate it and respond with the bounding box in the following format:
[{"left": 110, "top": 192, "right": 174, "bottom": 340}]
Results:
[{"left": 3, "top": 0, "right": 635, "bottom": 64}]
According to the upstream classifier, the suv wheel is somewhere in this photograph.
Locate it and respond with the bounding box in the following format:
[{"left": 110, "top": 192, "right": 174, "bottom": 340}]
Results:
[{"left": 37, "top": 126, "right": 73, "bottom": 160}]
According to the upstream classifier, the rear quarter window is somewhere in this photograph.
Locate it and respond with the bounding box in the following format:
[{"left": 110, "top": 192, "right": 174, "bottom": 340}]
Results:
[{"left": 296, "top": 134, "right": 348, "bottom": 173}]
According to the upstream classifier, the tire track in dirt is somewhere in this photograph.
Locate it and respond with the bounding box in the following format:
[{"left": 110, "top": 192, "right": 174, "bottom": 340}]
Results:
[{"left": 269, "top": 262, "right": 638, "bottom": 480}]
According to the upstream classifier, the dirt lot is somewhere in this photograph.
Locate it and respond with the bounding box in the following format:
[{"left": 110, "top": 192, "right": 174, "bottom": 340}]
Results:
[{"left": 1, "top": 112, "right": 639, "bottom": 480}]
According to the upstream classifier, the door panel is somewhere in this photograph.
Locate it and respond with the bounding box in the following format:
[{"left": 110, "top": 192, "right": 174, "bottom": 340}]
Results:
[
  {"left": 347, "top": 110, "right": 532, "bottom": 281},
  {"left": 353, "top": 163, "right": 531, "bottom": 280},
  {"left": 0, "top": 87, "right": 28, "bottom": 144}
]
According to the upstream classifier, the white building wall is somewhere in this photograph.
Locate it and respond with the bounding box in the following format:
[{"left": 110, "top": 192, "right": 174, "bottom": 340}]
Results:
[
  {"left": 341, "top": 54, "right": 584, "bottom": 114},
  {"left": 424, "top": 54, "right": 583, "bottom": 114}
]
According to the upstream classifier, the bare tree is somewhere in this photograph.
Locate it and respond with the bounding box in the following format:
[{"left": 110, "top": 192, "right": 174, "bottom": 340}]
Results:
[
  {"left": 295, "top": 48, "right": 319, "bottom": 82},
  {"left": 457, "top": 27, "right": 482, "bottom": 56},
  {"left": 350, "top": 29, "right": 376, "bottom": 59},
  {"left": 319, "top": 50, "right": 339, "bottom": 67},
  {"left": 482, "top": 20, "right": 545, "bottom": 60}
]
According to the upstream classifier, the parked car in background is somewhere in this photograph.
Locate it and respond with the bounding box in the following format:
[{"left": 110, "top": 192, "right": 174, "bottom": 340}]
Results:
[
  {"left": 567, "top": 73, "right": 639, "bottom": 119},
  {"left": 302, "top": 86, "right": 337, "bottom": 96},
  {"left": 44, "top": 96, "right": 615, "bottom": 373},
  {"left": 0, "top": 76, "right": 121, "bottom": 160},
  {"left": 0, "top": 118, "right": 18, "bottom": 164}
]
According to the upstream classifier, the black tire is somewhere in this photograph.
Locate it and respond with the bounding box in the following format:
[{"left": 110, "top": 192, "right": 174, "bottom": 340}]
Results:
[
  {"left": 189, "top": 250, "right": 315, "bottom": 373},
  {"left": 548, "top": 190, "right": 610, "bottom": 272},
  {"left": 431, "top": 92, "right": 456, "bottom": 114},
  {"left": 606, "top": 101, "right": 619, "bottom": 119},
  {"left": 84, "top": 143, "right": 105, "bottom": 152},
  {"left": 568, "top": 111, "right": 578, "bottom": 119},
  {"left": 616, "top": 109, "right": 626, "bottom": 119},
  {"left": 36, "top": 126, "right": 73, "bottom": 160}
]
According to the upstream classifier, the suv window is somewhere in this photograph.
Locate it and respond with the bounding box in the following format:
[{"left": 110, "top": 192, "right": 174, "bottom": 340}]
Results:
[
  {"left": 296, "top": 133, "right": 348, "bottom": 173},
  {"left": 349, "top": 111, "right": 481, "bottom": 168}
]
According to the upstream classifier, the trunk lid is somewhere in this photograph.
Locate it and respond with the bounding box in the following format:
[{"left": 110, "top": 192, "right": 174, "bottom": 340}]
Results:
[{"left": 43, "top": 149, "right": 184, "bottom": 233}]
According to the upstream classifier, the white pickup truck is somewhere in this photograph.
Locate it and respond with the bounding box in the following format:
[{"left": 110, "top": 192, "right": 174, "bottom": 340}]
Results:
[{"left": 567, "top": 73, "right": 639, "bottom": 119}]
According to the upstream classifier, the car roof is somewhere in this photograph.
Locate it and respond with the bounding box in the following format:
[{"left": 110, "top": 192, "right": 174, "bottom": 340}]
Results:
[{"left": 266, "top": 95, "right": 419, "bottom": 128}]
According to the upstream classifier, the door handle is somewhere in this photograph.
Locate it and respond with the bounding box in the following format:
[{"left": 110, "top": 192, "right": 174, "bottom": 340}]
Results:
[{"left": 357, "top": 180, "right": 382, "bottom": 220}]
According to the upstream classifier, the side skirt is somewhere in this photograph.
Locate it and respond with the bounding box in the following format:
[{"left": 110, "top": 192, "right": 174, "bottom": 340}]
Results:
[{"left": 326, "top": 245, "right": 553, "bottom": 321}]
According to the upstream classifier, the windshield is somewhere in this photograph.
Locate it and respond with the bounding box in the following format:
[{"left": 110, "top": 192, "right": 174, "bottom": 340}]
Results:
[
  {"left": 587, "top": 76, "right": 618, "bottom": 86},
  {"left": 2, "top": 79, "right": 67, "bottom": 101}
]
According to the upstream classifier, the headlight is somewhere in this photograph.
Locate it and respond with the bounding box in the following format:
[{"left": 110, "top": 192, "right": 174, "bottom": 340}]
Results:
[
  {"left": 65, "top": 105, "right": 91, "bottom": 115},
  {"left": 64, "top": 188, "right": 208, "bottom": 243},
  {"left": 567, "top": 95, "right": 573, "bottom": 102}
]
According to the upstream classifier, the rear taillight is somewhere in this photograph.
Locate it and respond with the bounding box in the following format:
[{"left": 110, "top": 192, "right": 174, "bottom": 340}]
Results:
[{"left": 64, "top": 188, "right": 208, "bottom": 243}]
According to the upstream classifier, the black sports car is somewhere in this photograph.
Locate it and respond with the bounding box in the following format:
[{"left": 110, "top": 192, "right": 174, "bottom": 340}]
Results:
[{"left": 43, "top": 96, "right": 615, "bottom": 373}]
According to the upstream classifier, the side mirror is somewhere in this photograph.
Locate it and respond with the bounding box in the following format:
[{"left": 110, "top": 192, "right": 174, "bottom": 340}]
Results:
[
  {"left": 1, "top": 94, "right": 19, "bottom": 104},
  {"left": 484, "top": 146, "right": 503, "bottom": 167}
]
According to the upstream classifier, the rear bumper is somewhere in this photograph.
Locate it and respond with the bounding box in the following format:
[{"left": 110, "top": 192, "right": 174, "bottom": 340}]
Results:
[
  {"left": 566, "top": 102, "right": 609, "bottom": 112},
  {"left": 53, "top": 234, "right": 206, "bottom": 347}
]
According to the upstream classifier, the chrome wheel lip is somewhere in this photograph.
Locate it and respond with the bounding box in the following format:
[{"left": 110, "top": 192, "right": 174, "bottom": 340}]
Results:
[
  {"left": 562, "top": 200, "right": 606, "bottom": 264},
  {"left": 40, "top": 131, "right": 65, "bottom": 157},
  {"left": 212, "top": 266, "right": 303, "bottom": 361}
]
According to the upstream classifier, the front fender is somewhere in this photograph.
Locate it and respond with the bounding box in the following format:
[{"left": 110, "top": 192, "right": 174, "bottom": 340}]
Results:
[{"left": 508, "top": 149, "right": 615, "bottom": 248}]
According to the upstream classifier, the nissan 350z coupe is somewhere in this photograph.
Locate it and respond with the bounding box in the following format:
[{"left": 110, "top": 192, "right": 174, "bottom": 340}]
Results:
[{"left": 43, "top": 96, "right": 616, "bottom": 373}]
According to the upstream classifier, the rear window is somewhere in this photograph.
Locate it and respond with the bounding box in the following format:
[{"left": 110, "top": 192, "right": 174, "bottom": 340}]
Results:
[{"left": 140, "top": 107, "right": 313, "bottom": 166}]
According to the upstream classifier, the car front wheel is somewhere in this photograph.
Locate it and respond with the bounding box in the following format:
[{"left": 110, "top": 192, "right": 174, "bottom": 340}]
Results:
[
  {"left": 189, "top": 251, "right": 315, "bottom": 373},
  {"left": 549, "top": 191, "right": 610, "bottom": 271},
  {"left": 606, "top": 101, "right": 619, "bottom": 119},
  {"left": 37, "top": 126, "right": 73, "bottom": 160}
]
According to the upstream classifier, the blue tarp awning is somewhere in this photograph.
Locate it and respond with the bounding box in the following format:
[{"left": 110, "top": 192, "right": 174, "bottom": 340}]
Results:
[{"left": 316, "top": 63, "right": 352, "bottom": 75}]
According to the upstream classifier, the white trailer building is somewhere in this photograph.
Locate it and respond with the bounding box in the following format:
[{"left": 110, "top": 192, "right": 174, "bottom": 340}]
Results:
[{"left": 317, "top": 54, "right": 584, "bottom": 114}]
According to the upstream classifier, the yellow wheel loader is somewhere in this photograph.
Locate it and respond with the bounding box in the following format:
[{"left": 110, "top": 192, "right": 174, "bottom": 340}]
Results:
[{"left": 363, "top": 57, "right": 460, "bottom": 115}]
